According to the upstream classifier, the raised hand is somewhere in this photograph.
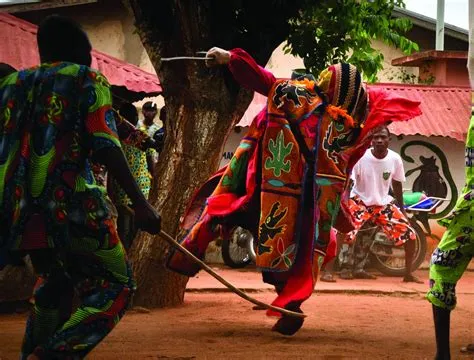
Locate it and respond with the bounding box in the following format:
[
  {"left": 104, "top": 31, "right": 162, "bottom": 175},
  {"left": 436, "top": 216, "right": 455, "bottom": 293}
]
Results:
[
  {"left": 133, "top": 200, "right": 161, "bottom": 235},
  {"left": 205, "top": 47, "right": 231, "bottom": 67}
]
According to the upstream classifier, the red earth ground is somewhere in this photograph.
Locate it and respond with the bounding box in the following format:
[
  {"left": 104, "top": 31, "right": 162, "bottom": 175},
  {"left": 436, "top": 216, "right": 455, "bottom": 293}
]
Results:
[{"left": 0, "top": 290, "right": 473, "bottom": 359}]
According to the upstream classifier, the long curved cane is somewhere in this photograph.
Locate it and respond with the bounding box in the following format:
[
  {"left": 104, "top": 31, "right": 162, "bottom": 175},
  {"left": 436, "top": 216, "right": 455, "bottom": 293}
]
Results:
[{"left": 158, "top": 230, "right": 306, "bottom": 319}]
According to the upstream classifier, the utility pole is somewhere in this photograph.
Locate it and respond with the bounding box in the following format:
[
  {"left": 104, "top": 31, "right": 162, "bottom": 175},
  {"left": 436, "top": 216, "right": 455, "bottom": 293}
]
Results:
[{"left": 436, "top": 0, "right": 445, "bottom": 50}]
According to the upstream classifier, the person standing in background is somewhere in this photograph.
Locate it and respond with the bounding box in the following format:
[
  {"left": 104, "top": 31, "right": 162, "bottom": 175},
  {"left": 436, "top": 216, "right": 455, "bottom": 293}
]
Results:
[
  {"left": 140, "top": 101, "right": 160, "bottom": 174},
  {"left": 110, "top": 102, "right": 154, "bottom": 250}
]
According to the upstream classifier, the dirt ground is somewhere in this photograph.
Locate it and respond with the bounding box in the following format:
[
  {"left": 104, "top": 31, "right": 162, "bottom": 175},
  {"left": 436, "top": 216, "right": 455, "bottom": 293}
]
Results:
[{"left": 0, "top": 292, "right": 473, "bottom": 360}]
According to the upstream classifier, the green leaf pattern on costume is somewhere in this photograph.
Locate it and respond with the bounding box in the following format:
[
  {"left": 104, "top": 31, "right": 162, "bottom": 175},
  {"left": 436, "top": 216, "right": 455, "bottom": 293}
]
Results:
[
  {"left": 270, "top": 241, "right": 295, "bottom": 269},
  {"left": 327, "top": 200, "right": 336, "bottom": 218},
  {"left": 222, "top": 152, "right": 248, "bottom": 193},
  {"left": 322, "top": 194, "right": 341, "bottom": 232},
  {"left": 265, "top": 130, "right": 293, "bottom": 177}
]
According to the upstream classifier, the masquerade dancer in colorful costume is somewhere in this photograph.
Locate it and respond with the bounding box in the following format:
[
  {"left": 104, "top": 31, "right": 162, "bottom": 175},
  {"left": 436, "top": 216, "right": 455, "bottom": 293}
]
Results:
[
  {"left": 0, "top": 15, "right": 161, "bottom": 359},
  {"left": 167, "top": 47, "right": 421, "bottom": 335}
]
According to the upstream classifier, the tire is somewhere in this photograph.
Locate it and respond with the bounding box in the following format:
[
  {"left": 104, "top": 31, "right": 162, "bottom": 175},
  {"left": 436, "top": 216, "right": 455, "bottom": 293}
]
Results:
[
  {"left": 246, "top": 231, "right": 256, "bottom": 262},
  {"left": 370, "top": 221, "right": 427, "bottom": 277},
  {"left": 221, "top": 227, "right": 252, "bottom": 268}
]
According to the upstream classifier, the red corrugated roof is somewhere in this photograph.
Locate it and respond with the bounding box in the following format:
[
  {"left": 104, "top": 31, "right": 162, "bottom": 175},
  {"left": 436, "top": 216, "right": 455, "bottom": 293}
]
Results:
[
  {"left": 0, "top": 13, "right": 161, "bottom": 95},
  {"left": 237, "top": 83, "right": 471, "bottom": 142},
  {"left": 371, "top": 83, "right": 470, "bottom": 142}
]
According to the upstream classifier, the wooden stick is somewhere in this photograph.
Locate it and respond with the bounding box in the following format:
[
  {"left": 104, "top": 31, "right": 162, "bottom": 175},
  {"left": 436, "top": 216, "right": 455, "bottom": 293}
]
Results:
[
  {"left": 122, "top": 204, "right": 305, "bottom": 318},
  {"left": 158, "top": 230, "right": 306, "bottom": 318},
  {"left": 161, "top": 56, "right": 213, "bottom": 61}
]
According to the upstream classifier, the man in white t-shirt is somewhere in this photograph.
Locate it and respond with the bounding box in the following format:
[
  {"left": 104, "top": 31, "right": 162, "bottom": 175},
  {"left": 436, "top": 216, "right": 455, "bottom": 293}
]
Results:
[{"left": 338, "top": 126, "right": 422, "bottom": 283}]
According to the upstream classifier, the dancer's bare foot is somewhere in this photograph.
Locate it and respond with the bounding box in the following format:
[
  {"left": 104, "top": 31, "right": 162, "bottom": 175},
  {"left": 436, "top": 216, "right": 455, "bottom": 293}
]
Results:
[{"left": 26, "top": 354, "right": 40, "bottom": 360}]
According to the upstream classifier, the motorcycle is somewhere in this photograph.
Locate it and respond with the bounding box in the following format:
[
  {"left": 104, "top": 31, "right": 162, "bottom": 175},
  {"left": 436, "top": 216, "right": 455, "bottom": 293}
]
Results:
[
  {"left": 361, "top": 194, "right": 446, "bottom": 276},
  {"left": 221, "top": 226, "right": 255, "bottom": 269},
  {"left": 220, "top": 193, "right": 447, "bottom": 274}
]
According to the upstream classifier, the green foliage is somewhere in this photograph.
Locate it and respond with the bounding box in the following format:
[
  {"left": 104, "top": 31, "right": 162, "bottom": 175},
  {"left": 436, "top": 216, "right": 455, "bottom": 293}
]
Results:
[
  {"left": 418, "top": 61, "right": 436, "bottom": 85},
  {"left": 387, "top": 67, "right": 417, "bottom": 84},
  {"left": 285, "top": 0, "right": 419, "bottom": 82},
  {"left": 132, "top": 0, "right": 418, "bottom": 83}
]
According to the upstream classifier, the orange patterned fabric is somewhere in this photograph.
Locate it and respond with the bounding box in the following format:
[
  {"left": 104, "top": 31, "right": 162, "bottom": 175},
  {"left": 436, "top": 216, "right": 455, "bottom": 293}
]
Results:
[
  {"left": 258, "top": 79, "right": 322, "bottom": 271},
  {"left": 346, "top": 195, "right": 416, "bottom": 246}
]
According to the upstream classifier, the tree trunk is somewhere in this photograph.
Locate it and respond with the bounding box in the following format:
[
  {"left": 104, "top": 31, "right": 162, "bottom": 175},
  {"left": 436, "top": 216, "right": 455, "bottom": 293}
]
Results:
[
  {"left": 129, "top": 94, "right": 251, "bottom": 307},
  {"left": 125, "top": 0, "right": 291, "bottom": 307},
  {"left": 125, "top": 1, "right": 249, "bottom": 307}
]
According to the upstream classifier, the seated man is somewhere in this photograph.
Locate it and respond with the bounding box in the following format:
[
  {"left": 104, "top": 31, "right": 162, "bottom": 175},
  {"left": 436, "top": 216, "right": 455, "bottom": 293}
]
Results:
[{"left": 337, "top": 126, "right": 422, "bottom": 283}]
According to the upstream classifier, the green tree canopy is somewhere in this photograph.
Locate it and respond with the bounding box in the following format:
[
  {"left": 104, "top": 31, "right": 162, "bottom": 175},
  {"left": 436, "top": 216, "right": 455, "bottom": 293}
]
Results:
[{"left": 285, "top": 0, "right": 419, "bottom": 82}]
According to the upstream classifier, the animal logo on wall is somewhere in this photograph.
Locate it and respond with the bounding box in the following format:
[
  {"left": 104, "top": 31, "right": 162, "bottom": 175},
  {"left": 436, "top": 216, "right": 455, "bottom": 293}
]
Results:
[
  {"left": 401, "top": 141, "right": 458, "bottom": 219},
  {"left": 411, "top": 156, "right": 447, "bottom": 198}
]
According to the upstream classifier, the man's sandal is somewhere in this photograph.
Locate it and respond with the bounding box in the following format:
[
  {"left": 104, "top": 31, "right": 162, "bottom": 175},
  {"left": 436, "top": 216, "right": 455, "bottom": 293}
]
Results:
[
  {"left": 353, "top": 270, "right": 377, "bottom": 280},
  {"left": 460, "top": 344, "right": 474, "bottom": 353},
  {"left": 320, "top": 272, "right": 337, "bottom": 282},
  {"left": 339, "top": 269, "right": 354, "bottom": 280}
]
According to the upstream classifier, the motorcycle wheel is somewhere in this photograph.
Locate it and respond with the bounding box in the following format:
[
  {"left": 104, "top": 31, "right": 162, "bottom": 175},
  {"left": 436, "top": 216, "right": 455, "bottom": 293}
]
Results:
[
  {"left": 221, "top": 227, "right": 252, "bottom": 268},
  {"left": 370, "top": 221, "right": 427, "bottom": 277}
]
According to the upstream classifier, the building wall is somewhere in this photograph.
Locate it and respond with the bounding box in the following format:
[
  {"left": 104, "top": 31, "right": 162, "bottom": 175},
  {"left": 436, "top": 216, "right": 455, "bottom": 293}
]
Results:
[
  {"left": 255, "top": 40, "right": 419, "bottom": 84},
  {"left": 372, "top": 39, "right": 419, "bottom": 83},
  {"left": 16, "top": 1, "right": 151, "bottom": 68},
  {"left": 445, "top": 58, "right": 471, "bottom": 86},
  {"left": 390, "top": 135, "right": 466, "bottom": 258},
  {"left": 406, "top": 26, "right": 468, "bottom": 52}
]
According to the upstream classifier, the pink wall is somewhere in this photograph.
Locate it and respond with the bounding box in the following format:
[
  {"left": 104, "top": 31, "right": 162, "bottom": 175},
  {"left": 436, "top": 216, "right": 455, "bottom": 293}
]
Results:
[
  {"left": 445, "top": 59, "right": 471, "bottom": 86},
  {"left": 419, "top": 58, "right": 470, "bottom": 86}
]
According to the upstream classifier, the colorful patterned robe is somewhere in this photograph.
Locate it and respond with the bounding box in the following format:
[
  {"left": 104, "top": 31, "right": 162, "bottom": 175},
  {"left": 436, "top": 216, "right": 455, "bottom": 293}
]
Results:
[{"left": 0, "top": 62, "right": 121, "bottom": 253}]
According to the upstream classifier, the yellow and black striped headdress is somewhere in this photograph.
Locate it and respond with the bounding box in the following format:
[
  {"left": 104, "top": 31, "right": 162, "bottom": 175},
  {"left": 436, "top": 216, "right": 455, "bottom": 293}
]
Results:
[{"left": 317, "top": 63, "right": 367, "bottom": 122}]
